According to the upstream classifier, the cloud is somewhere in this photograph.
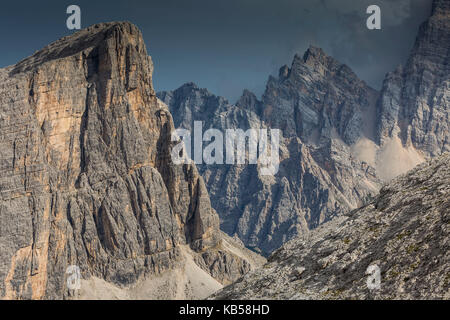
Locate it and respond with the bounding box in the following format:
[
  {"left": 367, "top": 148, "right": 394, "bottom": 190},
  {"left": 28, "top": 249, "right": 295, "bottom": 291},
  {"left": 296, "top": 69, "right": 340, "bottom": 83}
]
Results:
[{"left": 0, "top": 0, "right": 431, "bottom": 101}]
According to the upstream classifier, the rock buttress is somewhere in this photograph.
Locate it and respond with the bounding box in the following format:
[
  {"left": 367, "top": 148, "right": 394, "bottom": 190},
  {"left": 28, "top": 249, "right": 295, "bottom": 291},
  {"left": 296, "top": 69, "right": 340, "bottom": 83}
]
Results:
[{"left": 0, "top": 22, "right": 254, "bottom": 300}]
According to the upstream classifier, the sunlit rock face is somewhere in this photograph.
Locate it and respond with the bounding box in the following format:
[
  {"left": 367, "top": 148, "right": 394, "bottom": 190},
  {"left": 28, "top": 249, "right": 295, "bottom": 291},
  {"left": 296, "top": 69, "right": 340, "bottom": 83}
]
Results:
[{"left": 0, "top": 22, "right": 259, "bottom": 300}]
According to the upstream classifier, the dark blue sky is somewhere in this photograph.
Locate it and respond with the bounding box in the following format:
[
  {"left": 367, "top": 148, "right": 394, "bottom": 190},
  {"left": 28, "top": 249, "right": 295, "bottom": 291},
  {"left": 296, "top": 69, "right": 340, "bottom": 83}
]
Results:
[{"left": 0, "top": 0, "right": 431, "bottom": 102}]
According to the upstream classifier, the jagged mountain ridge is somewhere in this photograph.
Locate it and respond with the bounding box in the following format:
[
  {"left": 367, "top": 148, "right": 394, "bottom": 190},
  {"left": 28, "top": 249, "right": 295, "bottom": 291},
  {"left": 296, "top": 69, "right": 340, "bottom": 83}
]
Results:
[
  {"left": 0, "top": 0, "right": 446, "bottom": 300},
  {"left": 158, "top": 0, "right": 448, "bottom": 256},
  {"left": 0, "top": 22, "right": 262, "bottom": 299},
  {"left": 159, "top": 48, "right": 384, "bottom": 256},
  {"left": 211, "top": 153, "right": 450, "bottom": 300}
]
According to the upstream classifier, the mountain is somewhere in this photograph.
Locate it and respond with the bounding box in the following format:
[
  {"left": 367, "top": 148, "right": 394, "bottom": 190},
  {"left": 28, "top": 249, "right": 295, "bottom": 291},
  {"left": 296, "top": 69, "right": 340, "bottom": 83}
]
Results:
[
  {"left": 158, "top": 0, "right": 449, "bottom": 256},
  {"left": 211, "top": 152, "right": 450, "bottom": 300},
  {"left": 0, "top": 22, "right": 262, "bottom": 300},
  {"left": 159, "top": 49, "right": 384, "bottom": 256},
  {"left": 0, "top": 0, "right": 447, "bottom": 301},
  {"left": 377, "top": 0, "right": 449, "bottom": 157},
  {"left": 159, "top": 49, "right": 385, "bottom": 256}
]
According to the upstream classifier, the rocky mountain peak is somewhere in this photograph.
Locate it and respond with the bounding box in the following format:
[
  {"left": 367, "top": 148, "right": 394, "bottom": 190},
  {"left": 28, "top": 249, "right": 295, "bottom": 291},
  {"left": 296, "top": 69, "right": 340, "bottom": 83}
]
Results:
[
  {"left": 161, "top": 2, "right": 448, "bottom": 258},
  {"left": 13, "top": 21, "right": 149, "bottom": 75},
  {"left": 262, "top": 45, "right": 378, "bottom": 145},
  {"left": 236, "top": 89, "right": 262, "bottom": 114},
  {"left": 284, "top": 45, "right": 359, "bottom": 83},
  {"left": 376, "top": 0, "right": 449, "bottom": 157},
  {"left": 0, "top": 22, "right": 260, "bottom": 300},
  {"left": 161, "top": 43, "right": 382, "bottom": 256},
  {"left": 278, "top": 65, "right": 290, "bottom": 80},
  {"left": 432, "top": 0, "right": 450, "bottom": 15},
  {"left": 178, "top": 81, "right": 200, "bottom": 91},
  {"left": 302, "top": 46, "right": 328, "bottom": 64}
]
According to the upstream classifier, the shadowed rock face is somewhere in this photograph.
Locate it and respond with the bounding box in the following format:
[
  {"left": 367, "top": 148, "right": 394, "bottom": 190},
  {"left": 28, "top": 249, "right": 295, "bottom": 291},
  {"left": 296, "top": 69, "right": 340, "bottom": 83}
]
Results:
[
  {"left": 209, "top": 0, "right": 449, "bottom": 299},
  {"left": 377, "top": 0, "right": 449, "bottom": 157},
  {"left": 262, "top": 46, "right": 380, "bottom": 145},
  {"left": 0, "top": 22, "right": 258, "bottom": 300},
  {"left": 159, "top": 0, "right": 449, "bottom": 257},
  {"left": 211, "top": 153, "right": 450, "bottom": 300},
  {"left": 159, "top": 49, "right": 382, "bottom": 256}
]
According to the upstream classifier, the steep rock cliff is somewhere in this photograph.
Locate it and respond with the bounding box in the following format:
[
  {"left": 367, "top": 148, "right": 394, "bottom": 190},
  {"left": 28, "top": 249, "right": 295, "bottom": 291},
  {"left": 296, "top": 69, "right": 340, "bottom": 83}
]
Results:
[
  {"left": 377, "top": 0, "right": 449, "bottom": 157},
  {"left": 158, "top": 49, "right": 382, "bottom": 256},
  {"left": 0, "top": 22, "right": 260, "bottom": 300},
  {"left": 159, "top": 0, "right": 449, "bottom": 257}
]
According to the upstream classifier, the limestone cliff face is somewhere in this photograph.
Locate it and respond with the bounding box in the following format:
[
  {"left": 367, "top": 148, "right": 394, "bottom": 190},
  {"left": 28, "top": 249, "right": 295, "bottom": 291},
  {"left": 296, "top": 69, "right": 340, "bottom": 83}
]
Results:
[
  {"left": 377, "top": 0, "right": 449, "bottom": 157},
  {"left": 159, "top": 0, "right": 449, "bottom": 257},
  {"left": 0, "top": 22, "right": 257, "bottom": 300},
  {"left": 262, "top": 46, "right": 379, "bottom": 145},
  {"left": 159, "top": 49, "right": 382, "bottom": 256}
]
